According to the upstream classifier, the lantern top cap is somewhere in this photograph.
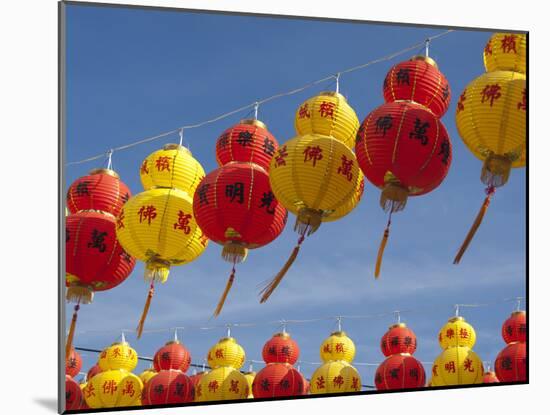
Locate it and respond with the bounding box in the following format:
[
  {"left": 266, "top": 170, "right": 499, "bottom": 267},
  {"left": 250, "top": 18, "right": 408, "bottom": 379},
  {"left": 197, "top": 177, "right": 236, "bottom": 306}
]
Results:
[
  {"left": 389, "top": 322, "right": 407, "bottom": 329},
  {"left": 410, "top": 55, "right": 439, "bottom": 68},
  {"left": 89, "top": 168, "right": 119, "bottom": 179},
  {"left": 165, "top": 340, "right": 181, "bottom": 345},
  {"left": 243, "top": 371, "right": 256, "bottom": 375},
  {"left": 448, "top": 316, "right": 465, "bottom": 323},
  {"left": 110, "top": 341, "right": 129, "bottom": 347},
  {"left": 397, "top": 352, "right": 412, "bottom": 357},
  {"left": 239, "top": 118, "right": 268, "bottom": 130},
  {"left": 511, "top": 310, "right": 526, "bottom": 316},
  {"left": 273, "top": 332, "right": 291, "bottom": 339},
  {"left": 218, "top": 336, "right": 236, "bottom": 343},
  {"left": 329, "top": 330, "right": 348, "bottom": 337},
  {"left": 319, "top": 91, "right": 347, "bottom": 101},
  {"left": 163, "top": 143, "right": 191, "bottom": 154}
]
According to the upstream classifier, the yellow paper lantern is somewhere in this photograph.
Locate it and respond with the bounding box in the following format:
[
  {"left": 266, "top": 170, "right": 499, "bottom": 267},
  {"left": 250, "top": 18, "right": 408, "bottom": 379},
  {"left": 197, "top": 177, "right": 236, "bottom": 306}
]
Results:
[
  {"left": 483, "top": 33, "right": 527, "bottom": 74},
  {"left": 438, "top": 316, "right": 477, "bottom": 349},
  {"left": 139, "top": 144, "right": 205, "bottom": 193},
  {"left": 243, "top": 371, "right": 256, "bottom": 398},
  {"left": 83, "top": 369, "right": 143, "bottom": 408},
  {"left": 310, "top": 361, "right": 362, "bottom": 394},
  {"left": 320, "top": 331, "right": 356, "bottom": 363},
  {"left": 196, "top": 366, "right": 249, "bottom": 401},
  {"left": 98, "top": 341, "right": 138, "bottom": 372},
  {"left": 431, "top": 346, "right": 484, "bottom": 386},
  {"left": 138, "top": 368, "right": 157, "bottom": 386},
  {"left": 295, "top": 91, "right": 360, "bottom": 148},
  {"left": 207, "top": 337, "right": 246, "bottom": 369}
]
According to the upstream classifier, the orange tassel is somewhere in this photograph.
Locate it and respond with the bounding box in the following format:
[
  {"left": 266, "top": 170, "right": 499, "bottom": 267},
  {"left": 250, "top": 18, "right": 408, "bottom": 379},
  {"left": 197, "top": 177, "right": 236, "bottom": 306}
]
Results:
[
  {"left": 136, "top": 283, "right": 155, "bottom": 339},
  {"left": 213, "top": 266, "right": 236, "bottom": 317},
  {"left": 65, "top": 304, "right": 79, "bottom": 360},
  {"left": 453, "top": 189, "right": 494, "bottom": 264},
  {"left": 374, "top": 227, "right": 390, "bottom": 279}
]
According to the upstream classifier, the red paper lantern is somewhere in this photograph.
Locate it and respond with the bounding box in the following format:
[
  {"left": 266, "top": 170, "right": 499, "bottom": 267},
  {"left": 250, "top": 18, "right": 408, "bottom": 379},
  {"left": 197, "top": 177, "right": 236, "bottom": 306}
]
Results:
[
  {"left": 66, "top": 348, "right": 82, "bottom": 378},
  {"left": 153, "top": 340, "right": 191, "bottom": 373},
  {"left": 215, "top": 119, "right": 279, "bottom": 171},
  {"left": 65, "top": 375, "right": 84, "bottom": 410},
  {"left": 494, "top": 342, "right": 527, "bottom": 382},
  {"left": 482, "top": 371, "right": 500, "bottom": 383},
  {"left": 143, "top": 369, "right": 194, "bottom": 405},
  {"left": 252, "top": 363, "right": 305, "bottom": 398},
  {"left": 383, "top": 56, "right": 451, "bottom": 118},
  {"left": 380, "top": 323, "right": 417, "bottom": 357},
  {"left": 67, "top": 168, "right": 131, "bottom": 217},
  {"left": 87, "top": 364, "right": 102, "bottom": 381},
  {"left": 374, "top": 354, "right": 426, "bottom": 390},
  {"left": 502, "top": 311, "right": 527, "bottom": 344},
  {"left": 262, "top": 332, "right": 300, "bottom": 365}
]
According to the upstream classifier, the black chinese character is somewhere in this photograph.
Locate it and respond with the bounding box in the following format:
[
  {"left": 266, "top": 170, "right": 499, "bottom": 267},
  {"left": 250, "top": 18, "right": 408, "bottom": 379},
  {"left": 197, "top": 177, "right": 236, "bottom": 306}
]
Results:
[
  {"left": 389, "top": 368, "right": 400, "bottom": 379},
  {"left": 263, "top": 137, "right": 275, "bottom": 156},
  {"left": 442, "top": 84, "right": 450, "bottom": 101},
  {"left": 121, "top": 192, "right": 130, "bottom": 203},
  {"left": 375, "top": 115, "right": 393, "bottom": 137},
  {"left": 197, "top": 183, "right": 210, "bottom": 205},
  {"left": 409, "top": 118, "right": 430, "bottom": 145},
  {"left": 391, "top": 336, "right": 400, "bottom": 346},
  {"left": 237, "top": 131, "right": 253, "bottom": 146},
  {"left": 75, "top": 181, "right": 91, "bottom": 196},
  {"left": 404, "top": 336, "right": 412, "bottom": 346},
  {"left": 261, "top": 378, "right": 270, "bottom": 391},
  {"left": 438, "top": 138, "right": 450, "bottom": 164},
  {"left": 259, "top": 191, "right": 276, "bottom": 214},
  {"left": 218, "top": 133, "right": 230, "bottom": 149},
  {"left": 88, "top": 229, "right": 107, "bottom": 252},
  {"left": 161, "top": 351, "right": 170, "bottom": 361},
  {"left": 281, "top": 346, "right": 290, "bottom": 356},
  {"left": 409, "top": 368, "right": 419, "bottom": 380},
  {"left": 154, "top": 384, "right": 165, "bottom": 394},
  {"left": 396, "top": 68, "right": 411, "bottom": 85},
  {"left": 174, "top": 382, "right": 184, "bottom": 396},
  {"left": 225, "top": 182, "right": 244, "bottom": 204}
]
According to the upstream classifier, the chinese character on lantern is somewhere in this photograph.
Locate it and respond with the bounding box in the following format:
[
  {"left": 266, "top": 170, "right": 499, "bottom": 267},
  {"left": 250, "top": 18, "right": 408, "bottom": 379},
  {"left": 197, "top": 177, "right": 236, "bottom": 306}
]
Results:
[
  {"left": 122, "top": 381, "right": 135, "bottom": 397},
  {"left": 446, "top": 328, "right": 455, "bottom": 339},
  {"left": 229, "top": 380, "right": 240, "bottom": 393},
  {"left": 518, "top": 88, "right": 527, "bottom": 111},
  {"left": 333, "top": 375, "right": 344, "bottom": 388},
  {"left": 318, "top": 101, "right": 335, "bottom": 118},
  {"left": 444, "top": 362, "right": 456, "bottom": 373},
  {"left": 258, "top": 191, "right": 276, "bottom": 214},
  {"left": 140, "top": 160, "right": 149, "bottom": 175},
  {"left": 409, "top": 118, "right": 430, "bottom": 145},
  {"left": 481, "top": 84, "right": 502, "bottom": 106},
  {"left": 197, "top": 184, "right": 210, "bottom": 205},
  {"left": 263, "top": 137, "right": 275, "bottom": 156},
  {"left": 337, "top": 155, "right": 354, "bottom": 181},
  {"left": 457, "top": 91, "right": 467, "bottom": 112},
  {"left": 75, "top": 181, "right": 91, "bottom": 196},
  {"left": 298, "top": 103, "right": 311, "bottom": 119},
  {"left": 208, "top": 380, "right": 219, "bottom": 393},
  {"left": 274, "top": 145, "right": 288, "bottom": 167},
  {"left": 316, "top": 376, "right": 326, "bottom": 389},
  {"left": 501, "top": 34, "right": 517, "bottom": 53},
  {"left": 303, "top": 145, "right": 323, "bottom": 167},
  {"left": 138, "top": 205, "right": 157, "bottom": 225},
  {"left": 375, "top": 115, "right": 393, "bottom": 136},
  {"left": 236, "top": 131, "right": 253, "bottom": 147},
  {"left": 87, "top": 229, "right": 108, "bottom": 252},
  {"left": 173, "top": 210, "right": 192, "bottom": 234},
  {"left": 463, "top": 358, "right": 475, "bottom": 372},
  {"left": 225, "top": 182, "right": 245, "bottom": 204},
  {"left": 155, "top": 156, "right": 171, "bottom": 172},
  {"left": 103, "top": 380, "right": 118, "bottom": 395},
  {"left": 396, "top": 68, "right": 411, "bottom": 85}
]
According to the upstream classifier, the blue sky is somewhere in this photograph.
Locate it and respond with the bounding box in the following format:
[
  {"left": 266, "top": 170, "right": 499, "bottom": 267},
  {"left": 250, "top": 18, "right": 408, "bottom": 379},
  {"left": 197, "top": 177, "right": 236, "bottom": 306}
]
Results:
[{"left": 65, "top": 4, "right": 526, "bottom": 387}]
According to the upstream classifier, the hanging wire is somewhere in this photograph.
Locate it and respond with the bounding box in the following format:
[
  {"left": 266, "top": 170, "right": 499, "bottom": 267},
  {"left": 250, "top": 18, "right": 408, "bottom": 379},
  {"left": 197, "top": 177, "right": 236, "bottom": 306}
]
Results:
[
  {"left": 334, "top": 72, "right": 341, "bottom": 94},
  {"left": 178, "top": 128, "right": 184, "bottom": 147},
  {"left": 425, "top": 38, "right": 431, "bottom": 57},
  {"left": 106, "top": 149, "right": 113, "bottom": 170},
  {"left": 394, "top": 310, "right": 401, "bottom": 324},
  {"left": 253, "top": 101, "right": 259, "bottom": 120},
  {"left": 66, "top": 30, "right": 454, "bottom": 166}
]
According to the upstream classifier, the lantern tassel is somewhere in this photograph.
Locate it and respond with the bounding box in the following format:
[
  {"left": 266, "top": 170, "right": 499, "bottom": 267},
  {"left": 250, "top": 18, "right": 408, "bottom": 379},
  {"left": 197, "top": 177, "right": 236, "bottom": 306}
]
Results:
[
  {"left": 259, "top": 235, "right": 305, "bottom": 303},
  {"left": 374, "top": 213, "right": 392, "bottom": 279},
  {"left": 136, "top": 282, "right": 155, "bottom": 339},
  {"left": 453, "top": 186, "right": 496, "bottom": 264},
  {"left": 65, "top": 303, "right": 80, "bottom": 360},
  {"left": 213, "top": 264, "right": 236, "bottom": 317}
]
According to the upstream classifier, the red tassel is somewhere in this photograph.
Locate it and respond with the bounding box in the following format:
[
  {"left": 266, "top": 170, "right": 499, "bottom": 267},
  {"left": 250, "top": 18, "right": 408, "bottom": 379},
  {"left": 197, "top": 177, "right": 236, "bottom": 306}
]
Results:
[
  {"left": 374, "top": 212, "right": 393, "bottom": 279},
  {"left": 66, "top": 304, "right": 80, "bottom": 360},
  {"left": 136, "top": 282, "right": 155, "bottom": 339},
  {"left": 213, "top": 265, "right": 236, "bottom": 317}
]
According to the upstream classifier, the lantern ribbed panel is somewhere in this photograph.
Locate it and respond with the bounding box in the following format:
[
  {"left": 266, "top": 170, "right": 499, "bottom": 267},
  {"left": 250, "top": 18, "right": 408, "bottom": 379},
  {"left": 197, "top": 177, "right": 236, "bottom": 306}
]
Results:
[
  {"left": 216, "top": 120, "right": 279, "bottom": 171},
  {"left": 383, "top": 58, "right": 451, "bottom": 117},
  {"left": 243, "top": 372, "right": 255, "bottom": 398},
  {"left": 355, "top": 101, "right": 452, "bottom": 196},
  {"left": 380, "top": 324, "right": 417, "bottom": 356},
  {"left": 483, "top": 33, "right": 527, "bottom": 74},
  {"left": 320, "top": 331, "right": 356, "bottom": 363},
  {"left": 494, "top": 342, "right": 526, "bottom": 382},
  {"left": 262, "top": 333, "right": 300, "bottom": 365},
  {"left": 269, "top": 134, "right": 361, "bottom": 219},
  {"left": 310, "top": 361, "right": 362, "bottom": 394},
  {"left": 432, "top": 346, "right": 484, "bottom": 386},
  {"left": 66, "top": 348, "right": 82, "bottom": 377},
  {"left": 196, "top": 366, "right": 249, "bottom": 401},
  {"left": 84, "top": 369, "right": 143, "bottom": 408},
  {"left": 482, "top": 371, "right": 500, "bottom": 383},
  {"left": 66, "top": 375, "right": 84, "bottom": 410},
  {"left": 87, "top": 364, "right": 102, "bottom": 381},
  {"left": 375, "top": 354, "right": 426, "bottom": 390},
  {"left": 153, "top": 341, "right": 191, "bottom": 372},
  {"left": 295, "top": 92, "right": 360, "bottom": 148},
  {"left": 502, "top": 311, "right": 527, "bottom": 344},
  {"left": 456, "top": 70, "right": 526, "bottom": 167},
  {"left": 139, "top": 145, "right": 205, "bottom": 194},
  {"left": 207, "top": 337, "right": 246, "bottom": 369},
  {"left": 142, "top": 369, "right": 194, "bottom": 405},
  {"left": 67, "top": 170, "right": 131, "bottom": 217},
  {"left": 252, "top": 363, "right": 304, "bottom": 398},
  {"left": 438, "top": 317, "right": 477, "bottom": 349},
  {"left": 138, "top": 368, "right": 157, "bottom": 387},
  {"left": 98, "top": 342, "right": 138, "bottom": 372}
]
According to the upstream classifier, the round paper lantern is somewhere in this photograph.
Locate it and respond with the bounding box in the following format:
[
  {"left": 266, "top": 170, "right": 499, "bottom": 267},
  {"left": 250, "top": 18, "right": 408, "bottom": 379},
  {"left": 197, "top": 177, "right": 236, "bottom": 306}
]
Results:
[
  {"left": 432, "top": 346, "right": 484, "bottom": 386},
  {"left": 138, "top": 368, "right": 157, "bottom": 387},
  {"left": 66, "top": 348, "right": 82, "bottom": 378},
  {"left": 142, "top": 369, "right": 194, "bottom": 405},
  {"left": 216, "top": 119, "right": 279, "bottom": 171},
  {"left": 494, "top": 342, "right": 526, "bottom": 382},
  {"left": 502, "top": 311, "right": 527, "bottom": 344},
  {"left": 87, "top": 364, "right": 102, "bottom": 381},
  {"left": 483, "top": 33, "right": 527, "bottom": 74},
  {"left": 98, "top": 341, "right": 138, "bottom": 372},
  {"left": 83, "top": 369, "right": 143, "bottom": 408},
  {"left": 66, "top": 375, "right": 84, "bottom": 410},
  {"left": 262, "top": 332, "right": 300, "bottom": 365},
  {"left": 374, "top": 354, "right": 426, "bottom": 390},
  {"left": 438, "top": 317, "right": 476, "bottom": 349},
  {"left": 139, "top": 144, "right": 205, "bottom": 194},
  {"left": 243, "top": 371, "right": 256, "bottom": 398},
  {"left": 207, "top": 337, "right": 246, "bottom": 369},
  {"left": 197, "top": 366, "right": 249, "bottom": 401},
  {"left": 380, "top": 323, "right": 417, "bottom": 357},
  {"left": 320, "top": 331, "right": 356, "bottom": 363},
  {"left": 252, "top": 363, "right": 304, "bottom": 398},
  {"left": 153, "top": 340, "right": 191, "bottom": 373},
  {"left": 310, "top": 361, "right": 362, "bottom": 394},
  {"left": 482, "top": 371, "right": 500, "bottom": 383},
  {"left": 295, "top": 91, "right": 360, "bottom": 148},
  {"left": 383, "top": 56, "right": 451, "bottom": 118}
]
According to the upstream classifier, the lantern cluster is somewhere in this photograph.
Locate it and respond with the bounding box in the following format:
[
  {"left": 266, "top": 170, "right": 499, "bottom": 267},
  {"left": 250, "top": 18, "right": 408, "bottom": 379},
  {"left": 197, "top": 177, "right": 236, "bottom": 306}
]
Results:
[
  {"left": 453, "top": 33, "right": 526, "bottom": 263},
  {"left": 310, "top": 331, "right": 362, "bottom": 394},
  {"left": 193, "top": 119, "right": 287, "bottom": 316},
  {"left": 65, "top": 168, "right": 136, "bottom": 355},
  {"left": 252, "top": 332, "right": 306, "bottom": 398},
  {"left": 261, "top": 91, "right": 365, "bottom": 302},
  {"left": 494, "top": 310, "right": 527, "bottom": 382},
  {"left": 375, "top": 322, "right": 425, "bottom": 390},
  {"left": 116, "top": 144, "right": 208, "bottom": 336},
  {"left": 355, "top": 55, "right": 453, "bottom": 278},
  {"left": 431, "top": 316, "right": 484, "bottom": 386},
  {"left": 196, "top": 336, "right": 249, "bottom": 401}
]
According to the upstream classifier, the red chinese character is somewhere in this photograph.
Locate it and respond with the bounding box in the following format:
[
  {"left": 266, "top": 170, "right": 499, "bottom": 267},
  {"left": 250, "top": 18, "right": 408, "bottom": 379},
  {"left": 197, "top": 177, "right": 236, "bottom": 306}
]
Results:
[
  {"left": 229, "top": 380, "right": 240, "bottom": 394},
  {"left": 333, "top": 375, "right": 344, "bottom": 388},
  {"left": 155, "top": 156, "right": 171, "bottom": 172},
  {"left": 103, "top": 379, "right": 118, "bottom": 395},
  {"left": 463, "top": 358, "right": 475, "bottom": 372},
  {"left": 138, "top": 205, "right": 157, "bottom": 224},
  {"left": 274, "top": 145, "right": 288, "bottom": 167},
  {"left": 173, "top": 210, "right": 192, "bottom": 234},
  {"left": 337, "top": 155, "right": 353, "bottom": 181},
  {"left": 351, "top": 377, "right": 359, "bottom": 390},
  {"left": 112, "top": 347, "right": 122, "bottom": 358},
  {"left": 444, "top": 361, "right": 456, "bottom": 373},
  {"left": 518, "top": 88, "right": 526, "bottom": 111},
  {"left": 140, "top": 160, "right": 149, "bottom": 175},
  {"left": 100, "top": 351, "right": 107, "bottom": 359},
  {"left": 501, "top": 34, "right": 517, "bottom": 53},
  {"left": 85, "top": 383, "right": 96, "bottom": 398},
  {"left": 323, "top": 344, "right": 331, "bottom": 353},
  {"left": 432, "top": 364, "right": 438, "bottom": 377},
  {"left": 303, "top": 145, "right": 323, "bottom": 167},
  {"left": 481, "top": 84, "right": 502, "bottom": 107},
  {"left": 215, "top": 349, "right": 224, "bottom": 359},
  {"left": 127, "top": 348, "right": 134, "bottom": 358},
  {"left": 122, "top": 380, "right": 135, "bottom": 397},
  {"left": 446, "top": 328, "right": 455, "bottom": 339},
  {"left": 318, "top": 101, "right": 335, "bottom": 118},
  {"left": 459, "top": 328, "right": 469, "bottom": 339},
  {"left": 484, "top": 41, "right": 493, "bottom": 56},
  {"left": 298, "top": 103, "right": 311, "bottom": 119},
  {"left": 357, "top": 179, "right": 365, "bottom": 201},
  {"left": 335, "top": 343, "right": 345, "bottom": 353},
  {"left": 196, "top": 384, "right": 202, "bottom": 398},
  {"left": 457, "top": 91, "right": 467, "bottom": 112},
  {"left": 316, "top": 376, "right": 325, "bottom": 389},
  {"left": 117, "top": 209, "right": 125, "bottom": 230},
  {"left": 208, "top": 380, "right": 219, "bottom": 393},
  {"left": 199, "top": 232, "right": 208, "bottom": 247}
]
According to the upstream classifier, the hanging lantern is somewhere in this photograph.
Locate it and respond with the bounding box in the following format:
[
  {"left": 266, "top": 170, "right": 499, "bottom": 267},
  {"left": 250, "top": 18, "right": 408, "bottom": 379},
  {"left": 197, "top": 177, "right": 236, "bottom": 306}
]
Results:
[
  {"left": 375, "top": 354, "right": 426, "bottom": 390},
  {"left": 310, "top": 361, "right": 362, "bottom": 394},
  {"left": 482, "top": 370, "right": 500, "bottom": 383},
  {"left": 66, "top": 375, "right": 84, "bottom": 410},
  {"left": 502, "top": 311, "right": 526, "bottom": 344},
  {"left": 196, "top": 366, "right": 249, "bottom": 401},
  {"left": 431, "top": 346, "right": 484, "bottom": 385},
  {"left": 142, "top": 369, "right": 194, "bottom": 405},
  {"left": 207, "top": 337, "right": 246, "bottom": 369},
  {"left": 438, "top": 316, "right": 476, "bottom": 349},
  {"left": 98, "top": 340, "right": 138, "bottom": 372},
  {"left": 243, "top": 371, "right": 256, "bottom": 398},
  {"left": 380, "top": 323, "right": 417, "bottom": 356},
  {"left": 320, "top": 331, "right": 356, "bottom": 363},
  {"left": 453, "top": 33, "right": 526, "bottom": 264},
  {"left": 252, "top": 363, "right": 304, "bottom": 398},
  {"left": 83, "top": 369, "right": 143, "bottom": 408},
  {"left": 138, "top": 368, "right": 157, "bottom": 387},
  {"left": 295, "top": 91, "right": 360, "bottom": 148},
  {"left": 494, "top": 341, "right": 527, "bottom": 382},
  {"left": 87, "top": 364, "right": 102, "bottom": 381},
  {"left": 153, "top": 339, "right": 191, "bottom": 372},
  {"left": 66, "top": 348, "right": 82, "bottom": 378},
  {"left": 262, "top": 332, "right": 300, "bottom": 365}
]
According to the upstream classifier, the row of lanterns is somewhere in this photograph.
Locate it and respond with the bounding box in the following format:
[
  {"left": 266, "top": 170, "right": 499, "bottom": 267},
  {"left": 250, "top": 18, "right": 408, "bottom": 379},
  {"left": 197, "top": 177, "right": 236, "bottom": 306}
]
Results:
[{"left": 65, "top": 310, "right": 527, "bottom": 409}]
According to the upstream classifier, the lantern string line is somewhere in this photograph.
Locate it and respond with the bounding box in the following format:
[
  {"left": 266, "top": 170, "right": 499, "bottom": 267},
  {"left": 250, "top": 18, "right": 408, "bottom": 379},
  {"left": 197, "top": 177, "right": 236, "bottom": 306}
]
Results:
[{"left": 65, "top": 29, "right": 454, "bottom": 167}]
